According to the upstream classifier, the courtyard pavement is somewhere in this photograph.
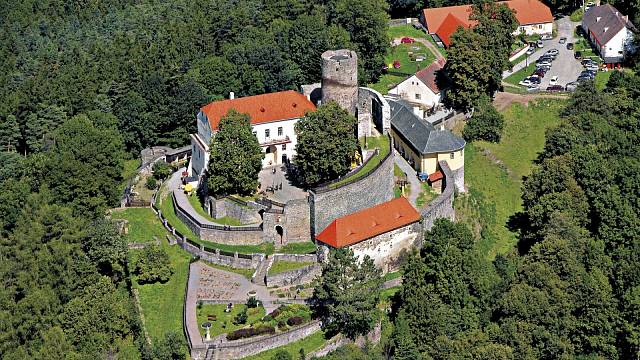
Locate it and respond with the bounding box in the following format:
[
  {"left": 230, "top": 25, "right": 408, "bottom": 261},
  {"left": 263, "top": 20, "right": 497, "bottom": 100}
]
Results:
[
  {"left": 258, "top": 165, "right": 307, "bottom": 203},
  {"left": 394, "top": 152, "right": 420, "bottom": 206}
]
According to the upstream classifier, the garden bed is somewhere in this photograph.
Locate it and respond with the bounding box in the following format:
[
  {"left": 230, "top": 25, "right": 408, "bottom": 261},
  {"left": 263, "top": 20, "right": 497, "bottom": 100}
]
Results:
[{"left": 196, "top": 303, "right": 265, "bottom": 338}]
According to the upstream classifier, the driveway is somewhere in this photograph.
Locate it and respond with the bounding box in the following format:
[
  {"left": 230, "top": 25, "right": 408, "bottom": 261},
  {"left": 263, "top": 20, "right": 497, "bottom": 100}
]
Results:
[{"left": 503, "top": 16, "right": 583, "bottom": 88}]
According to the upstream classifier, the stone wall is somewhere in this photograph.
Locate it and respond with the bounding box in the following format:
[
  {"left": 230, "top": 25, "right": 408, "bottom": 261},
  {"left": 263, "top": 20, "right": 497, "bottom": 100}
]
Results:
[
  {"left": 309, "top": 146, "right": 394, "bottom": 235},
  {"left": 272, "top": 253, "right": 318, "bottom": 263},
  {"left": 421, "top": 160, "right": 456, "bottom": 230},
  {"left": 349, "top": 221, "right": 422, "bottom": 273},
  {"left": 206, "top": 320, "right": 322, "bottom": 359},
  {"left": 452, "top": 166, "right": 465, "bottom": 193},
  {"left": 177, "top": 235, "right": 262, "bottom": 269},
  {"left": 321, "top": 49, "right": 358, "bottom": 115},
  {"left": 283, "top": 198, "right": 311, "bottom": 243},
  {"left": 265, "top": 264, "right": 322, "bottom": 287},
  {"left": 357, "top": 87, "right": 391, "bottom": 136},
  {"left": 172, "top": 194, "right": 265, "bottom": 245},
  {"left": 206, "top": 196, "right": 261, "bottom": 224}
]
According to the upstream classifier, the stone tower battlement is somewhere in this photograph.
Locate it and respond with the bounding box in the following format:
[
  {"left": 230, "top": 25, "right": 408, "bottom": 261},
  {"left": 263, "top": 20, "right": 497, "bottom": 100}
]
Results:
[{"left": 321, "top": 49, "right": 358, "bottom": 116}]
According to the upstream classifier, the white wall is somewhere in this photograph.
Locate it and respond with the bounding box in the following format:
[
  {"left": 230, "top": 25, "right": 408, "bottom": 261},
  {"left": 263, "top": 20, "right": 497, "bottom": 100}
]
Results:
[
  {"left": 514, "top": 22, "right": 553, "bottom": 35},
  {"left": 190, "top": 134, "right": 209, "bottom": 178},
  {"left": 602, "top": 28, "right": 627, "bottom": 61},
  {"left": 252, "top": 118, "right": 300, "bottom": 168},
  {"left": 350, "top": 225, "right": 420, "bottom": 273},
  {"left": 388, "top": 76, "right": 441, "bottom": 108}
]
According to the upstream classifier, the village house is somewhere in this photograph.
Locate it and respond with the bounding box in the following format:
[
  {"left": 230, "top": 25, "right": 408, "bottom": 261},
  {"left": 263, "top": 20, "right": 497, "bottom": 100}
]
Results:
[
  {"left": 421, "top": 0, "right": 554, "bottom": 47},
  {"left": 388, "top": 100, "right": 465, "bottom": 184},
  {"left": 388, "top": 58, "right": 447, "bottom": 111},
  {"left": 315, "top": 197, "right": 422, "bottom": 273},
  {"left": 582, "top": 4, "right": 637, "bottom": 65},
  {"left": 189, "top": 90, "right": 316, "bottom": 180}
]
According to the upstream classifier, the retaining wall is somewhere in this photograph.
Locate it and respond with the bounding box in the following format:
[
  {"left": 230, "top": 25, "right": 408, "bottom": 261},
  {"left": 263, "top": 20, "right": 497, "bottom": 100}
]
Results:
[
  {"left": 421, "top": 160, "right": 455, "bottom": 230},
  {"left": 309, "top": 140, "right": 394, "bottom": 235},
  {"left": 265, "top": 264, "right": 322, "bottom": 287},
  {"left": 271, "top": 253, "right": 318, "bottom": 263},
  {"left": 206, "top": 196, "right": 262, "bottom": 225},
  {"left": 172, "top": 193, "right": 265, "bottom": 245}
]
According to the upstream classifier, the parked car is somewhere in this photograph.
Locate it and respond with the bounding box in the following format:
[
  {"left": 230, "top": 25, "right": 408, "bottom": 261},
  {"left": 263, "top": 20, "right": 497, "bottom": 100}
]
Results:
[
  {"left": 582, "top": 58, "right": 597, "bottom": 66},
  {"left": 519, "top": 79, "right": 534, "bottom": 86},
  {"left": 537, "top": 65, "right": 551, "bottom": 72},
  {"left": 559, "top": 37, "right": 567, "bottom": 44},
  {"left": 534, "top": 69, "right": 546, "bottom": 77},
  {"left": 574, "top": 51, "right": 583, "bottom": 59},
  {"left": 400, "top": 37, "right": 415, "bottom": 44},
  {"left": 565, "top": 81, "right": 579, "bottom": 91},
  {"left": 549, "top": 76, "right": 559, "bottom": 85},
  {"left": 537, "top": 40, "right": 544, "bottom": 48},
  {"left": 567, "top": 42, "right": 574, "bottom": 50},
  {"left": 526, "top": 47, "right": 535, "bottom": 55},
  {"left": 541, "top": 34, "right": 553, "bottom": 40},
  {"left": 546, "top": 85, "right": 564, "bottom": 92},
  {"left": 586, "top": 65, "right": 599, "bottom": 72},
  {"left": 546, "top": 49, "right": 559, "bottom": 56}
]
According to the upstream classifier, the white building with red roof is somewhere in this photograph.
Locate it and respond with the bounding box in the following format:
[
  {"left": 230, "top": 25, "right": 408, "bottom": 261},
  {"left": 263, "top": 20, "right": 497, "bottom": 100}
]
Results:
[
  {"left": 421, "top": 0, "right": 554, "bottom": 47},
  {"left": 388, "top": 58, "right": 447, "bottom": 110},
  {"left": 190, "top": 90, "right": 316, "bottom": 178}
]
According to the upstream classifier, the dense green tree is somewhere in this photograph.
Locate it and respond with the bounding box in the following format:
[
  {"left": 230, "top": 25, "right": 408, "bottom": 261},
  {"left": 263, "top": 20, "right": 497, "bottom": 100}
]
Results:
[
  {"left": 392, "top": 312, "right": 422, "bottom": 360},
  {"left": 0, "top": 115, "right": 20, "bottom": 152},
  {"left": 148, "top": 331, "right": 186, "bottom": 360},
  {"left": 24, "top": 104, "right": 68, "bottom": 153},
  {"left": 84, "top": 218, "right": 128, "bottom": 280},
  {"left": 135, "top": 245, "right": 173, "bottom": 284},
  {"left": 294, "top": 102, "right": 358, "bottom": 187},
  {"left": 312, "top": 248, "right": 382, "bottom": 340},
  {"left": 271, "top": 349, "right": 293, "bottom": 360},
  {"left": 206, "top": 110, "right": 263, "bottom": 197},
  {"left": 462, "top": 97, "right": 505, "bottom": 143},
  {"left": 152, "top": 161, "right": 172, "bottom": 180}
]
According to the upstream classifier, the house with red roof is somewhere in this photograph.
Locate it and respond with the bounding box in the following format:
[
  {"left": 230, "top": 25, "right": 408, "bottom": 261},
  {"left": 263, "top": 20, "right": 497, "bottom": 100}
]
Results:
[
  {"left": 582, "top": 5, "right": 637, "bottom": 65},
  {"left": 316, "top": 197, "right": 422, "bottom": 272},
  {"left": 388, "top": 58, "right": 447, "bottom": 109},
  {"left": 421, "top": 0, "right": 554, "bottom": 47},
  {"left": 189, "top": 90, "right": 316, "bottom": 178}
]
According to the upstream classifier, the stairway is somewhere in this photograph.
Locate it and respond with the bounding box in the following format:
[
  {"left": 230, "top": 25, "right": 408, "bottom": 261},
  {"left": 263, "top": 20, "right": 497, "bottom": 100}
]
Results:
[{"left": 252, "top": 257, "right": 273, "bottom": 286}]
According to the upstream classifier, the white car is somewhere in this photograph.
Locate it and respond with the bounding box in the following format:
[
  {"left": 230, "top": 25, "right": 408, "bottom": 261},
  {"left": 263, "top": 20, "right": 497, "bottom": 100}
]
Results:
[
  {"left": 546, "top": 49, "right": 559, "bottom": 56},
  {"left": 527, "top": 47, "right": 535, "bottom": 55},
  {"left": 537, "top": 40, "right": 544, "bottom": 48},
  {"left": 540, "top": 34, "right": 553, "bottom": 40},
  {"left": 549, "top": 76, "right": 559, "bottom": 85},
  {"left": 519, "top": 79, "right": 533, "bottom": 86}
]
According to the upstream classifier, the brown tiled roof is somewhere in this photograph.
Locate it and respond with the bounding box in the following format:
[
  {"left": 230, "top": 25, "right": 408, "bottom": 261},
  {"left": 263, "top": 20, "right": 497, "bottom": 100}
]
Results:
[
  {"left": 315, "top": 197, "right": 421, "bottom": 248},
  {"left": 422, "top": 0, "right": 553, "bottom": 34},
  {"left": 415, "top": 58, "right": 447, "bottom": 93},
  {"left": 200, "top": 90, "right": 316, "bottom": 130}
]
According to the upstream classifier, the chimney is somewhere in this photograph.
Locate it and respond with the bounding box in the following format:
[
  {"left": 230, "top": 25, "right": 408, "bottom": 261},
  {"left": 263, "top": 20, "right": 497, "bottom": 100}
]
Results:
[
  {"left": 229, "top": 91, "right": 235, "bottom": 100},
  {"left": 604, "top": 27, "right": 608, "bottom": 32}
]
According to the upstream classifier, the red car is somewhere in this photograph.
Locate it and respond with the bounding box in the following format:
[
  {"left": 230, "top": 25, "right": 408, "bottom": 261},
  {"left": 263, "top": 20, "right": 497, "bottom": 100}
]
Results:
[
  {"left": 400, "top": 37, "right": 415, "bottom": 44},
  {"left": 393, "top": 60, "right": 401, "bottom": 69}
]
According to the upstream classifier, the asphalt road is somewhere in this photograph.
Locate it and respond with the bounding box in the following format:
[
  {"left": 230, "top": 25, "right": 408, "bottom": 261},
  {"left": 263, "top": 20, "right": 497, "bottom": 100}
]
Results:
[{"left": 504, "top": 16, "right": 584, "bottom": 88}]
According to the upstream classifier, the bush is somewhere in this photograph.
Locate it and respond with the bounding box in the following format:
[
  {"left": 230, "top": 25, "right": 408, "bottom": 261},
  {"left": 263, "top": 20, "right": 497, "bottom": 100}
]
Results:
[
  {"left": 277, "top": 320, "right": 287, "bottom": 331},
  {"left": 246, "top": 296, "right": 259, "bottom": 308},
  {"left": 226, "top": 325, "right": 275, "bottom": 340},
  {"left": 262, "top": 315, "right": 273, "bottom": 322},
  {"left": 152, "top": 161, "right": 172, "bottom": 180},
  {"left": 135, "top": 245, "right": 173, "bottom": 284},
  {"left": 145, "top": 177, "right": 157, "bottom": 190},
  {"left": 463, "top": 100, "right": 505, "bottom": 143},
  {"left": 233, "top": 308, "right": 248, "bottom": 325},
  {"left": 286, "top": 316, "right": 305, "bottom": 326}
]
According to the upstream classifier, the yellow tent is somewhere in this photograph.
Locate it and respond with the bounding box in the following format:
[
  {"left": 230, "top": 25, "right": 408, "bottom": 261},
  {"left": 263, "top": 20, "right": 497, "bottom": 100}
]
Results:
[{"left": 184, "top": 183, "right": 193, "bottom": 193}]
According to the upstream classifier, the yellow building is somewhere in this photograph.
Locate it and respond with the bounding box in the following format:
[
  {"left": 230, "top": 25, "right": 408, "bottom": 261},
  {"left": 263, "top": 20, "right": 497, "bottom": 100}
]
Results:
[{"left": 389, "top": 100, "right": 465, "bottom": 177}]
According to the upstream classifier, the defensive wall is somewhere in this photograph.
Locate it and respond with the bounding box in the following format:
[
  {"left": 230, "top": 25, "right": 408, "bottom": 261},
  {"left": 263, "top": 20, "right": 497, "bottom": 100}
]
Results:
[
  {"left": 205, "top": 196, "right": 262, "bottom": 225},
  {"left": 309, "top": 136, "right": 395, "bottom": 236},
  {"left": 421, "top": 160, "right": 456, "bottom": 230}
]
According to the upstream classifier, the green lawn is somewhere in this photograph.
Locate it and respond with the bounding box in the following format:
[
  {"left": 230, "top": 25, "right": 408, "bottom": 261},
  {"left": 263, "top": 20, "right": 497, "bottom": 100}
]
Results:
[
  {"left": 278, "top": 241, "right": 317, "bottom": 254},
  {"left": 329, "top": 136, "right": 391, "bottom": 189},
  {"left": 115, "top": 209, "right": 192, "bottom": 343},
  {"left": 383, "top": 270, "right": 402, "bottom": 282},
  {"left": 196, "top": 304, "right": 265, "bottom": 337},
  {"left": 504, "top": 62, "right": 537, "bottom": 87},
  {"left": 241, "top": 330, "right": 327, "bottom": 360},
  {"left": 416, "top": 182, "right": 437, "bottom": 208},
  {"left": 387, "top": 24, "right": 426, "bottom": 39},
  {"left": 120, "top": 158, "right": 141, "bottom": 192},
  {"left": 595, "top": 71, "right": 613, "bottom": 90},
  {"left": 268, "top": 261, "right": 315, "bottom": 276},
  {"left": 570, "top": 7, "right": 584, "bottom": 21},
  {"left": 463, "top": 100, "right": 564, "bottom": 257},
  {"left": 202, "top": 260, "right": 256, "bottom": 280},
  {"left": 111, "top": 208, "right": 167, "bottom": 243},
  {"left": 185, "top": 194, "right": 245, "bottom": 226}
]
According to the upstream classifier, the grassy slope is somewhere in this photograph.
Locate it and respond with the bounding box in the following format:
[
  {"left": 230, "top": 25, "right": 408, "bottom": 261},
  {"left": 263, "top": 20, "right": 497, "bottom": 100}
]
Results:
[
  {"left": 465, "top": 100, "right": 563, "bottom": 257},
  {"left": 112, "top": 209, "right": 191, "bottom": 343},
  {"left": 329, "top": 135, "right": 390, "bottom": 189},
  {"left": 185, "top": 193, "right": 245, "bottom": 226},
  {"left": 241, "top": 331, "right": 327, "bottom": 360}
]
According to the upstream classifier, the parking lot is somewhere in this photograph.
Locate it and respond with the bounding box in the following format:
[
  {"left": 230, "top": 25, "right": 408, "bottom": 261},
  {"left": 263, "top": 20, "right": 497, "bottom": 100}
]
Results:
[{"left": 507, "top": 16, "right": 585, "bottom": 90}]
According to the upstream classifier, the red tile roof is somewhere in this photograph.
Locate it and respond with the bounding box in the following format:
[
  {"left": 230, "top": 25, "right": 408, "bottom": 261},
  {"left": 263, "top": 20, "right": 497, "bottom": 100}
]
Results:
[
  {"left": 422, "top": 0, "right": 553, "bottom": 36},
  {"left": 316, "top": 197, "right": 421, "bottom": 248},
  {"left": 428, "top": 171, "right": 443, "bottom": 182},
  {"left": 200, "top": 90, "right": 316, "bottom": 130},
  {"left": 415, "top": 58, "right": 447, "bottom": 93},
  {"left": 435, "top": 13, "right": 470, "bottom": 47}
]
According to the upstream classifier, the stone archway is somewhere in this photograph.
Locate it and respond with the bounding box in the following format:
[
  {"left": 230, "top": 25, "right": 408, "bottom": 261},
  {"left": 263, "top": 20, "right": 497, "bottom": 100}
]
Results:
[
  {"left": 275, "top": 225, "right": 284, "bottom": 245},
  {"left": 265, "top": 145, "right": 278, "bottom": 166}
]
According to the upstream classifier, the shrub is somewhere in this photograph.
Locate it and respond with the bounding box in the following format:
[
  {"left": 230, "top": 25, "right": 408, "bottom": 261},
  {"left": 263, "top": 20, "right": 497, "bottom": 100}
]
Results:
[
  {"left": 269, "top": 307, "right": 283, "bottom": 318},
  {"left": 277, "top": 320, "right": 287, "bottom": 331},
  {"left": 463, "top": 100, "right": 505, "bottom": 143},
  {"left": 145, "top": 177, "right": 157, "bottom": 190},
  {"left": 135, "top": 245, "right": 173, "bottom": 284},
  {"left": 262, "top": 315, "right": 273, "bottom": 322},
  {"left": 233, "top": 308, "right": 248, "bottom": 325},
  {"left": 286, "top": 316, "right": 304, "bottom": 326},
  {"left": 246, "top": 296, "right": 259, "bottom": 308},
  {"left": 226, "top": 325, "right": 275, "bottom": 340},
  {"left": 152, "top": 161, "right": 172, "bottom": 180}
]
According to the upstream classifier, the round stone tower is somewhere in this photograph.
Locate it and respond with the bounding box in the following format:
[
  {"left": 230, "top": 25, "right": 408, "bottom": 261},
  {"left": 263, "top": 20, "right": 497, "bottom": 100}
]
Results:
[{"left": 321, "top": 49, "right": 358, "bottom": 116}]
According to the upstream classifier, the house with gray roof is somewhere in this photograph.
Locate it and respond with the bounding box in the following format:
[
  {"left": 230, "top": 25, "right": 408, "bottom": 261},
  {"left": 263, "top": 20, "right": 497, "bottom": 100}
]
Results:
[
  {"left": 582, "top": 4, "right": 636, "bottom": 64},
  {"left": 388, "top": 99, "right": 465, "bottom": 190}
]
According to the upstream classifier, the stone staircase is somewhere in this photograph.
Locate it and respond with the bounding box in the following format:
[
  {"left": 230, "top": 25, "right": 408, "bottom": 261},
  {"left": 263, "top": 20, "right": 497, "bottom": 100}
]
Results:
[{"left": 251, "top": 257, "right": 273, "bottom": 286}]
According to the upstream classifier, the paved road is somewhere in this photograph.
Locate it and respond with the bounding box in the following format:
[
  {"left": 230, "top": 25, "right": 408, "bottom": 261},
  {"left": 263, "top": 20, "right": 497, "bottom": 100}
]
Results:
[
  {"left": 503, "top": 16, "right": 583, "bottom": 88},
  {"left": 394, "top": 152, "right": 420, "bottom": 206}
]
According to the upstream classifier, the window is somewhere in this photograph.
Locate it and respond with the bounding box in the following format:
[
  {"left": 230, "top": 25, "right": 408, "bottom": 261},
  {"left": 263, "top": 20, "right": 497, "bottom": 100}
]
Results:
[
  {"left": 282, "top": 144, "right": 286, "bottom": 150},
  {"left": 277, "top": 127, "right": 283, "bottom": 136},
  {"left": 415, "top": 93, "right": 421, "bottom": 100},
  {"left": 450, "top": 152, "right": 455, "bottom": 159},
  {"left": 538, "top": 24, "right": 542, "bottom": 29},
  {"left": 252, "top": 131, "right": 257, "bottom": 137},
  {"left": 265, "top": 129, "right": 270, "bottom": 138}
]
